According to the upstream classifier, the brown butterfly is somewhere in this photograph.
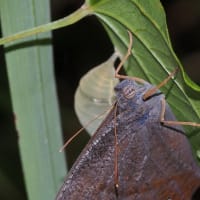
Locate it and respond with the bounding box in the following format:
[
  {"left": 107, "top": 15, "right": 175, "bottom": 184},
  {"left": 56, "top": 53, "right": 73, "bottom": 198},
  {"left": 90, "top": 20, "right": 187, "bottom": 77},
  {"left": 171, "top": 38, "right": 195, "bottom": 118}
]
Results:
[{"left": 56, "top": 31, "right": 200, "bottom": 200}]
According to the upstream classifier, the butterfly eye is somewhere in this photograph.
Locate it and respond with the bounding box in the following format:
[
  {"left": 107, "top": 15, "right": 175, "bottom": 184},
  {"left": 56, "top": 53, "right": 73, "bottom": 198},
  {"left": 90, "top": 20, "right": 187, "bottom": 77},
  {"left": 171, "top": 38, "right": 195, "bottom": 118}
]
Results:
[{"left": 122, "top": 85, "right": 135, "bottom": 99}]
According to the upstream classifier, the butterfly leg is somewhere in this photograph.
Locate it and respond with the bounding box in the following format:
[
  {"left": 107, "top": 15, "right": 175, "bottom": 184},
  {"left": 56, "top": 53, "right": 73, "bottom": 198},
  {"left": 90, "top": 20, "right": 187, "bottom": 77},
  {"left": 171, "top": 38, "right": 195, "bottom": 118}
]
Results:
[
  {"left": 115, "top": 30, "right": 146, "bottom": 84},
  {"left": 160, "top": 98, "right": 200, "bottom": 127},
  {"left": 143, "top": 68, "right": 179, "bottom": 100}
]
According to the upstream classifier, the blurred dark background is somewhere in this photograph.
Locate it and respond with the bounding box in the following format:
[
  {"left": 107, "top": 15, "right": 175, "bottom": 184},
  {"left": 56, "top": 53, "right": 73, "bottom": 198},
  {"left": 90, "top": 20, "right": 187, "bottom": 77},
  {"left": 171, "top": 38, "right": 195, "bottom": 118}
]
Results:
[{"left": 0, "top": 0, "right": 200, "bottom": 199}]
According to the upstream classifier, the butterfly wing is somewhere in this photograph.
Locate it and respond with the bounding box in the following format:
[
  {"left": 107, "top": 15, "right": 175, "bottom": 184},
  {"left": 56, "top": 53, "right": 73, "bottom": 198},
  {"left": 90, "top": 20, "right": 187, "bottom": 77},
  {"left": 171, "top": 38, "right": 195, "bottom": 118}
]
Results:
[
  {"left": 115, "top": 102, "right": 200, "bottom": 200},
  {"left": 56, "top": 108, "right": 118, "bottom": 200},
  {"left": 56, "top": 102, "right": 200, "bottom": 200}
]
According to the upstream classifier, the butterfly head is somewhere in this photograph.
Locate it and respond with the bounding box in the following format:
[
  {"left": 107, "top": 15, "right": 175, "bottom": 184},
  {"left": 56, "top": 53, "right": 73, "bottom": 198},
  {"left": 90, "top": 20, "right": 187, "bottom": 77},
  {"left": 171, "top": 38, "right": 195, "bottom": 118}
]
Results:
[{"left": 114, "top": 79, "right": 151, "bottom": 109}]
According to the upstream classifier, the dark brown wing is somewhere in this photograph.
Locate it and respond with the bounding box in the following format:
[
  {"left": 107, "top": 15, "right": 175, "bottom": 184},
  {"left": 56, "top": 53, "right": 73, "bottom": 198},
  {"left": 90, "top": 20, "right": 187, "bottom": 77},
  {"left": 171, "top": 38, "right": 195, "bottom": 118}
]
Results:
[
  {"left": 56, "top": 108, "right": 118, "bottom": 200},
  {"left": 114, "top": 103, "right": 200, "bottom": 200},
  {"left": 115, "top": 122, "right": 200, "bottom": 200},
  {"left": 56, "top": 103, "right": 200, "bottom": 200}
]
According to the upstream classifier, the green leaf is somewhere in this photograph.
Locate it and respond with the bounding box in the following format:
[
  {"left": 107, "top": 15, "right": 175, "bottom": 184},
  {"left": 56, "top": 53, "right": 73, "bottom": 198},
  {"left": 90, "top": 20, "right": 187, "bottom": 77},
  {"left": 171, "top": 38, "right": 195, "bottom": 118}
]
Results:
[
  {"left": 0, "top": 0, "right": 66, "bottom": 199},
  {"left": 84, "top": 0, "right": 200, "bottom": 158},
  {"left": 0, "top": 5, "right": 91, "bottom": 45}
]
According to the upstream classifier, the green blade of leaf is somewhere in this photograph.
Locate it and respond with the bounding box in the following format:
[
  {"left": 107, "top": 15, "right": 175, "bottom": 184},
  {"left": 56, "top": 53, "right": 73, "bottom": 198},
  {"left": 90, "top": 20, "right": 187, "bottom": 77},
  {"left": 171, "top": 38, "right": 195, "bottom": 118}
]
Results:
[
  {"left": 0, "top": 0, "right": 67, "bottom": 199},
  {"left": 86, "top": 0, "right": 200, "bottom": 157}
]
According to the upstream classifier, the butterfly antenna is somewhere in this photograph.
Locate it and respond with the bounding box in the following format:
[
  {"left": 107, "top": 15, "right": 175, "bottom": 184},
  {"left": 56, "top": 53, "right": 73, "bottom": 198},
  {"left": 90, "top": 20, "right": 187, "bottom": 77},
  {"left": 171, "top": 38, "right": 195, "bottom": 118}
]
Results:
[
  {"left": 59, "top": 106, "right": 114, "bottom": 152},
  {"left": 114, "top": 102, "right": 119, "bottom": 195}
]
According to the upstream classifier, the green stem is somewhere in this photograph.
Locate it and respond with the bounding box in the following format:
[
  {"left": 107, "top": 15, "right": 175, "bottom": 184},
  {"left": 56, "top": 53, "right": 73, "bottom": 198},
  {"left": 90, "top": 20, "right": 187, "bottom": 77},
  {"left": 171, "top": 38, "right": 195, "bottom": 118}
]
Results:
[{"left": 0, "top": 4, "right": 93, "bottom": 45}]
